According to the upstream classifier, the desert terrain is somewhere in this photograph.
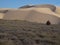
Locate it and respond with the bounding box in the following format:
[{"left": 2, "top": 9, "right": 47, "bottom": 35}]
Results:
[
  {"left": 0, "top": 4, "right": 60, "bottom": 45},
  {"left": 0, "top": 20, "right": 60, "bottom": 45},
  {"left": 0, "top": 4, "right": 60, "bottom": 24}
]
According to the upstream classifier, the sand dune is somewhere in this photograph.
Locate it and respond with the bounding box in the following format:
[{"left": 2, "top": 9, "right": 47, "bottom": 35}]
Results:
[
  {"left": 55, "top": 6, "right": 60, "bottom": 14},
  {"left": 0, "top": 13, "right": 4, "bottom": 19},
  {"left": 0, "top": 4, "right": 60, "bottom": 24},
  {"left": 3, "top": 10, "right": 32, "bottom": 20},
  {"left": 25, "top": 10, "right": 60, "bottom": 24},
  {"left": 0, "top": 4, "right": 60, "bottom": 45}
]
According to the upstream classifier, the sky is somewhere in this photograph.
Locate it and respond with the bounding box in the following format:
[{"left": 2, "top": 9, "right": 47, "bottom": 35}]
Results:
[{"left": 0, "top": 0, "right": 60, "bottom": 8}]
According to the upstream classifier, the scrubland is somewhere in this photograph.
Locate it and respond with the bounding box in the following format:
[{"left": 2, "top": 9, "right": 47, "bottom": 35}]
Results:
[{"left": 0, "top": 20, "right": 60, "bottom": 45}]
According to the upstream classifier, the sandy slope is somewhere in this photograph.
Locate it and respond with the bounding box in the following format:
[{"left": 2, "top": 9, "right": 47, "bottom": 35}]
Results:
[
  {"left": 3, "top": 9, "right": 32, "bottom": 20},
  {"left": 0, "top": 13, "right": 4, "bottom": 19},
  {"left": 0, "top": 4, "right": 60, "bottom": 24},
  {"left": 55, "top": 6, "right": 60, "bottom": 14}
]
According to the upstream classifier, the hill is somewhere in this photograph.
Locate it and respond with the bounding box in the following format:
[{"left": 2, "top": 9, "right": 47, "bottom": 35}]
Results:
[
  {"left": 0, "top": 4, "right": 60, "bottom": 24},
  {"left": 0, "top": 20, "right": 60, "bottom": 45}
]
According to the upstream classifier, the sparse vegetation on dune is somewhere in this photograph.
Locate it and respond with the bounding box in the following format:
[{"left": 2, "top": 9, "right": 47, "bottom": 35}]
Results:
[{"left": 0, "top": 19, "right": 60, "bottom": 45}]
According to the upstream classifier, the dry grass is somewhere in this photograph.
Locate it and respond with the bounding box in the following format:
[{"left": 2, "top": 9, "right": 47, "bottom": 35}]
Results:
[{"left": 0, "top": 19, "right": 60, "bottom": 45}]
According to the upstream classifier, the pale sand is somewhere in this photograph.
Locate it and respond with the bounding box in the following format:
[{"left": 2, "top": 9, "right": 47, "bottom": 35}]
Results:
[{"left": 0, "top": 4, "right": 60, "bottom": 24}]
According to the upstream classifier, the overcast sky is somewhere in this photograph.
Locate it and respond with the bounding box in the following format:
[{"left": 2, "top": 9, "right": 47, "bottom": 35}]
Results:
[{"left": 0, "top": 0, "right": 60, "bottom": 8}]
